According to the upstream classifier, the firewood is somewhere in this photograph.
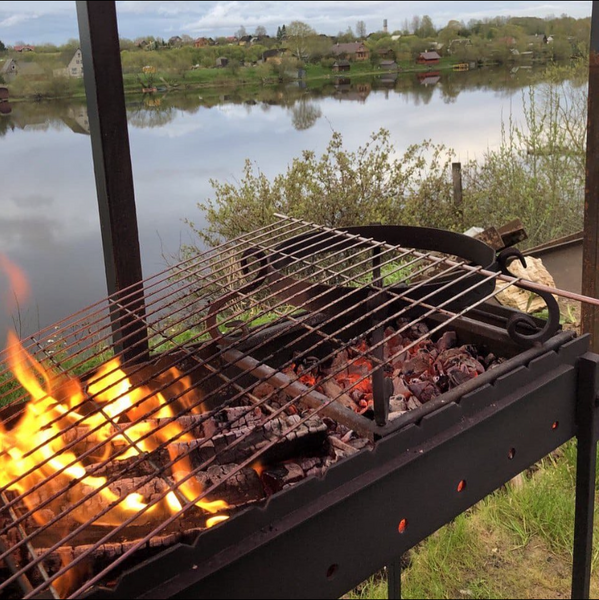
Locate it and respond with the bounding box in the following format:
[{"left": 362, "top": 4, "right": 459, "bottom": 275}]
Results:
[
  {"left": 319, "top": 379, "right": 357, "bottom": 410},
  {"left": 262, "top": 463, "right": 305, "bottom": 494}
]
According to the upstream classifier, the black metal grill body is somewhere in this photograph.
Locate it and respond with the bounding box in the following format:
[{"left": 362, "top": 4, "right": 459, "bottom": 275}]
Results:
[{"left": 82, "top": 329, "right": 599, "bottom": 600}]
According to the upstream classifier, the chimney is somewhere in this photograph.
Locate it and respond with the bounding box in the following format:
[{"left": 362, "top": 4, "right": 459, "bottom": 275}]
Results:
[{"left": 383, "top": 19, "right": 388, "bottom": 34}]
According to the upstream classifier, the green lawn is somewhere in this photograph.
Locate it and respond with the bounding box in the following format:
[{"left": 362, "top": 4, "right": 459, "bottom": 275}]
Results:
[{"left": 347, "top": 443, "right": 599, "bottom": 599}]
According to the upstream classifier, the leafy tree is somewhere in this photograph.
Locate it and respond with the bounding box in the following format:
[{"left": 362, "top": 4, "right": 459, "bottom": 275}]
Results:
[
  {"left": 286, "top": 21, "right": 317, "bottom": 61},
  {"left": 0, "top": 40, "right": 6, "bottom": 53},
  {"left": 236, "top": 26, "right": 247, "bottom": 39},
  {"left": 416, "top": 15, "right": 436, "bottom": 38},
  {"left": 255, "top": 26, "right": 267, "bottom": 37}
]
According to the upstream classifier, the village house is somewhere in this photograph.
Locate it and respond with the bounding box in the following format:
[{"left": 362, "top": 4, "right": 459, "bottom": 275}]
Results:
[
  {"left": 262, "top": 49, "right": 283, "bottom": 64},
  {"left": 330, "top": 42, "right": 370, "bottom": 62},
  {"left": 1, "top": 58, "right": 44, "bottom": 82},
  {"left": 14, "top": 45, "right": 35, "bottom": 53},
  {"left": 194, "top": 37, "right": 212, "bottom": 48},
  {"left": 332, "top": 60, "right": 351, "bottom": 73},
  {"left": 417, "top": 51, "right": 441, "bottom": 65},
  {"left": 53, "top": 48, "right": 84, "bottom": 79}
]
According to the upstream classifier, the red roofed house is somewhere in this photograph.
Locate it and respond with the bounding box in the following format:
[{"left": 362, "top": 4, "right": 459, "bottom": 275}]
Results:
[
  {"left": 417, "top": 51, "right": 441, "bottom": 65},
  {"left": 14, "top": 45, "right": 35, "bottom": 53}
]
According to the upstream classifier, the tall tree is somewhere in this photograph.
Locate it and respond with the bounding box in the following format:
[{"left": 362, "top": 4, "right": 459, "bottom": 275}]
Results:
[
  {"left": 417, "top": 15, "right": 436, "bottom": 38},
  {"left": 356, "top": 20, "right": 367, "bottom": 39},
  {"left": 0, "top": 40, "right": 6, "bottom": 53},
  {"left": 286, "top": 21, "right": 316, "bottom": 60},
  {"left": 236, "top": 26, "right": 247, "bottom": 39},
  {"left": 255, "top": 25, "right": 267, "bottom": 37},
  {"left": 276, "top": 26, "right": 282, "bottom": 40}
]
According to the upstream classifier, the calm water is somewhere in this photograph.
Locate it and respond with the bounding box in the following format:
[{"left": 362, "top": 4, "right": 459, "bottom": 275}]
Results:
[{"left": 0, "top": 67, "right": 555, "bottom": 338}]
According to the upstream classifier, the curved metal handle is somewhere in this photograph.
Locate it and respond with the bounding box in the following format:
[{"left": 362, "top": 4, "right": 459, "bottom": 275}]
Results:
[{"left": 498, "top": 248, "right": 561, "bottom": 346}]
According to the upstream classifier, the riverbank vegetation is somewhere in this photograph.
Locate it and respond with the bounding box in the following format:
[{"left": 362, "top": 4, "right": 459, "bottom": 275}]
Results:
[
  {"left": 188, "top": 61, "right": 587, "bottom": 253},
  {"left": 0, "top": 14, "right": 590, "bottom": 100}
]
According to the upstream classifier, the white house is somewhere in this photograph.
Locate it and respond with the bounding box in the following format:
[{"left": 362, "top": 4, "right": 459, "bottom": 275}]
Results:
[{"left": 54, "top": 49, "right": 84, "bottom": 79}]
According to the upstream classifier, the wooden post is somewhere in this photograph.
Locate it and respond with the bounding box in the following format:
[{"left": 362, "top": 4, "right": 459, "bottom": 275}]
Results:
[
  {"left": 452, "top": 162, "right": 464, "bottom": 227},
  {"left": 582, "top": 1, "right": 599, "bottom": 352},
  {"left": 76, "top": 1, "right": 149, "bottom": 363}
]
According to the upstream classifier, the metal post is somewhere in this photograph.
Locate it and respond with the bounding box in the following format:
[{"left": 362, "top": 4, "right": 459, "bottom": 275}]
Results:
[
  {"left": 387, "top": 558, "right": 402, "bottom": 600},
  {"left": 452, "top": 162, "right": 464, "bottom": 227},
  {"left": 582, "top": 2, "right": 599, "bottom": 353},
  {"left": 76, "top": 1, "right": 149, "bottom": 363},
  {"left": 572, "top": 354, "right": 599, "bottom": 600}
]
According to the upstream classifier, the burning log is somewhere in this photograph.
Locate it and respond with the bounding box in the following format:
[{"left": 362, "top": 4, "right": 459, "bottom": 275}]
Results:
[{"left": 172, "top": 414, "right": 328, "bottom": 467}]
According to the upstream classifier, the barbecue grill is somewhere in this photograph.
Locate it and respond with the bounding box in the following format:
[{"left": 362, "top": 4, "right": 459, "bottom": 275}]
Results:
[{"left": 0, "top": 215, "right": 597, "bottom": 600}]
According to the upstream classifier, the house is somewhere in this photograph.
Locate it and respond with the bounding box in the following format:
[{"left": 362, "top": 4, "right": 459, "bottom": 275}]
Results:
[
  {"left": 194, "top": 38, "right": 211, "bottom": 48},
  {"left": 330, "top": 42, "right": 370, "bottom": 62},
  {"left": 238, "top": 35, "right": 252, "bottom": 46},
  {"left": 332, "top": 60, "right": 351, "bottom": 73},
  {"left": 168, "top": 36, "right": 183, "bottom": 47},
  {"left": 14, "top": 45, "right": 35, "bottom": 53},
  {"left": 417, "top": 51, "right": 441, "bottom": 65},
  {"left": 53, "top": 48, "right": 84, "bottom": 79},
  {"left": 380, "top": 60, "right": 398, "bottom": 71},
  {"left": 377, "top": 48, "right": 394, "bottom": 59},
  {"left": 215, "top": 57, "right": 229, "bottom": 68},
  {"left": 1, "top": 59, "right": 44, "bottom": 82},
  {"left": 262, "top": 49, "right": 282, "bottom": 63}
]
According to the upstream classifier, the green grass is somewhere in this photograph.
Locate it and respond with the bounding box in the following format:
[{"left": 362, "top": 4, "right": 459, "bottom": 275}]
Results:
[{"left": 347, "top": 444, "right": 599, "bottom": 599}]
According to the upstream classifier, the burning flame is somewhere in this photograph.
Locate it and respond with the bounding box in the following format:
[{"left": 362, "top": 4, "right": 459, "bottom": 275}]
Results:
[
  {"left": 0, "top": 254, "right": 30, "bottom": 309},
  {"left": 0, "top": 330, "right": 229, "bottom": 594}
]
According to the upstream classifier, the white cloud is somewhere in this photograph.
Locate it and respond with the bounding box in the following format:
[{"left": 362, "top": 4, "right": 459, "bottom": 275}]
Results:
[{"left": 0, "top": 13, "right": 38, "bottom": 28}]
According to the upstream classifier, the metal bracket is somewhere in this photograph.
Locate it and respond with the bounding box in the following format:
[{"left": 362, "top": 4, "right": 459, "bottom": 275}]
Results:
[{"left": 498, "top": 248, "right": 561, "bottom": 346}]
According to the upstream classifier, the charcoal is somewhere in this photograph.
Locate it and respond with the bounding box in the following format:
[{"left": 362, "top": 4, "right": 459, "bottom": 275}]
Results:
[
  {"left": 196, "top": 465, "right": 265, "bottom": 506},
  {"left": 329, "top": 436, "right": 360, "bottom": 457},
  {"left": 389, "top": 396, "right": 408, "bottom": 413},
  {"left": 262, "top": 463, "right": 305, "bottom": 494},
  {"left": 407, "top": 379, "right": 440, "bottom": 404},
  {"left": 437, "top": 331, "right": 458, "bottom": 352},
  {"left": 175, "top": 414, "right": 328, "bottom": 467},
  {"left": 320, "top": 379, "right": 357, "bottom": 410},
  {"left": 402, "top": 355, "right": 434, "bottom": 381}
]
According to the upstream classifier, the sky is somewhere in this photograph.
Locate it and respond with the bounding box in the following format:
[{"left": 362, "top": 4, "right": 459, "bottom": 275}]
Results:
[{"left": 0, "top": 1, "right": 593, "bottom": 45}]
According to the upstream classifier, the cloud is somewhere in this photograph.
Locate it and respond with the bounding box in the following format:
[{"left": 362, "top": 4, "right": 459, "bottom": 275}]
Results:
[
  {"left": 0, "top": 13, "right": 38, "bottom": 28},
  {"left": 0, "top": 1, "right": 592, "bottom": 44}
]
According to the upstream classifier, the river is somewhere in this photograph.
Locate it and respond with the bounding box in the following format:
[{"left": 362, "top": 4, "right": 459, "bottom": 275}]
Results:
[{"left": 0, "top": 66, "right": 569, "bottom": 338}]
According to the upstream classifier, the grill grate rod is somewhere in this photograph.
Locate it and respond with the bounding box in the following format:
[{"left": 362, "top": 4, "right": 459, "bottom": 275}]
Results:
[
  {"left": 0, "top": 218, "right": 437, "bottom": 463},
  {"left": 0, "top": 221, "right": 410, "bottom": 473},
  {"left": 2, "top": 264, "right": 511, "bottom": 596},
  {"left": 0, "top": 225, "right": 459, "bottom": 514},
  {"left": 0, "top": 229, "right": 442, "bottom": 540},
  {"left": 0, "top": 219, "right": 496, "bottom": 528}
]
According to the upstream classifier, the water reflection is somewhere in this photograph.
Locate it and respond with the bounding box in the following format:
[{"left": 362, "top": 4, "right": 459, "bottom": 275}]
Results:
[{"left": 0, "top": 67, "right": 573, "bottom": 338}]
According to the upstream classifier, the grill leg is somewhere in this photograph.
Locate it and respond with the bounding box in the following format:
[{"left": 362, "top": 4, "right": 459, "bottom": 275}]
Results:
[
  {"left": 572, "top": 354, "right": 599, "bottom": 600},
  {"left": 387, "top": 558, "right": 402, "bottom": 600}
]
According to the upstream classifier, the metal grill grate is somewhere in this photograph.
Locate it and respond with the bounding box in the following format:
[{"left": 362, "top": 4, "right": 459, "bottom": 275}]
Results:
[{"left": 0, "top": 215, "right": 595, "bottom": 599}]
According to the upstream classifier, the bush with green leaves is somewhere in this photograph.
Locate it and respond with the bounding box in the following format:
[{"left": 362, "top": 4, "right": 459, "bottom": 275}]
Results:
[{"left": 188, "top": 62, "right": 586, "bottom": 253}]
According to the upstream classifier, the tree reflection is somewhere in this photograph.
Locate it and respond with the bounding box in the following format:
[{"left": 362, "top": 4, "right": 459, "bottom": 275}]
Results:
[
  {"left": 290, "top": 99, "right": 322, "bottom": 131},
  {"left": 127, "top": 97, "right": 176, "bottom": 129}
]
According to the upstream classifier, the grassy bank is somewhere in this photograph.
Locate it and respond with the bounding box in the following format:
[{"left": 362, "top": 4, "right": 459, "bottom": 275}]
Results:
[
  {"left": 348, "top": 443, "right": 599, "bottom": 599},
  {"left": 3, "top": 56, "right": 519, "bottom": 101}
]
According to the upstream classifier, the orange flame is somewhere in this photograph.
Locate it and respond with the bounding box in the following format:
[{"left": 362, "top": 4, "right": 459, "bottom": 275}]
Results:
[
  {"left": 0, "top": 254, "right": 30, "bottom": 309},
  {"left": 0, "top": 332, "right": 229, "bottom": 595}
]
